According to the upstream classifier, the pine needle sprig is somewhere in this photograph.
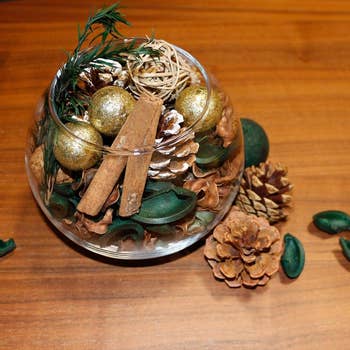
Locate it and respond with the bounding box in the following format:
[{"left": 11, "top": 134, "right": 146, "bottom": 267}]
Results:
[
  {"left": 75, "top": 3, "right": 130, "bottom": 54},
  {"left": 53, "top": 3, "right": 159, "bottom": 121}
]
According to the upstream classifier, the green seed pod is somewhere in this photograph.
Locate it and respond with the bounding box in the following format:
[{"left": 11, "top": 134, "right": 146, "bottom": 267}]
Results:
[
  {"left": 241, "top": 118, "right": 269, "bottom": 168},
  {"left": 195, "top": 141, "right": 231, "bottom": 169},
  {"left": 339, "top": 237, "right": 350, "bottom": 262},
  {"left": 100, "top": 218, "right": 145, "bottom": 246},
  {"left": 281, "top": 233, "right": 305, "bottom": 279},
  {"left": 48, "top": 192, "right": 74, "bottom": 219},
  {"left": 0, "top": 238, "right": 16, "bottom": 257},
  {"left": 313, "top": 210, "right": 350, "bottom": 234},
  {"left": 131, "top": 181, "right": 197, "bottom": 225}
]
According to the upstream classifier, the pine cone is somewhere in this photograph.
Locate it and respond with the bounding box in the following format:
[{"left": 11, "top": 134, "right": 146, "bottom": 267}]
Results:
[
  {"left": 148, "top": 110, "right": 199, "bottom": 180},
  {"left": 78, "top": 58, "right": 129, "bottom": 94},
  {"left": 204, "top": 206, "right": 282, "bottom": 288},
  {"left": 235, "top": 161, "right": 293, "bottom": 223}
]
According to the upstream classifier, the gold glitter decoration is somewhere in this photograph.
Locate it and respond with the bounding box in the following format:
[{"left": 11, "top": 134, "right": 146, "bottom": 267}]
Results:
[
  {"left": 89, "top": 86, "right": 135, "bottom": 136},
  {"left": 175, "top": 85, "right": 223, "bottom": 132},
  {"left": 53, "top": 122, "right": 103, "bottom": 171}
]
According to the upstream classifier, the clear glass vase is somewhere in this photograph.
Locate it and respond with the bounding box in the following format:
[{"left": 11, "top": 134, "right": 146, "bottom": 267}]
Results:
[{"left": 25, "top": 40, "right": 244, "bottom": 260}]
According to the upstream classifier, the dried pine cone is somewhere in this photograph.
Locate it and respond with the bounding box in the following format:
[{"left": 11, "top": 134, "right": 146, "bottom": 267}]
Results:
[
  {"left": 148, "top": 110, "right": 199, "bottom": 180},
  {"left": 204, "top": 206, "right": 282, "bottom": 288},
  {"left": 78, "top": 58, "right": 129, "bottom": 94},
  {"left": 235, "top": 161, "right": 293, "bottom": 223}
]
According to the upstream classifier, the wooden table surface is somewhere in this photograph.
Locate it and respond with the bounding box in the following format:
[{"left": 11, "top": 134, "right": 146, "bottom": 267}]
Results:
[{"left": 1, "top": 1, "right": 350, "bottom": 349}]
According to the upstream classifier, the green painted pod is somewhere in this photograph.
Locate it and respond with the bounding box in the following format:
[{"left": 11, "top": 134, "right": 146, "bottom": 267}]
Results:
[
  {"left": 339, "top": 237, "right": 350, "bottom": 262},
  {"left": 241, "top": 118, "right": 269, "bottom": 168},
  {"left": 48, "top": 192, "right": 75, "bottom": 219},
  {"left": 195, "top": 140, "right": 234, "bottom": 170},
  {"left": 313, "top": 210, "right": 350, "bottom": 234},
  {"left": 53, "top": 183, "right": 76, "bottom": 197},
  {"left": 98, "top": 218, "right": 145, "bottom": 247},
  {"left": 281, "top": 233, "right": 305, "bottom": 279},
  {"left": 0, "top": 238, "right": 16, "bottom": 257},
  {"left": 131, "top": 182, "right": 197, "bottom": 225}
]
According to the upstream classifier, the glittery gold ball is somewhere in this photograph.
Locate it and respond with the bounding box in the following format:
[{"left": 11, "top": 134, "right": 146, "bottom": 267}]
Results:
[
  {"left": 89, "top": 86, "right": 135, "bottom": 136},
  {"left": 175, "top": 85, "right": 223, "bottom": 132},
  {"left": 53, "top": 122, "right": 103, "bottom": 171}
]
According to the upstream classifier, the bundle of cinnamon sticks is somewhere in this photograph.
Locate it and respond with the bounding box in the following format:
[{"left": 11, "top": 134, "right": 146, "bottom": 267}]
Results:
[{"left": 77, "top": 93, "right": 163, "bottom": 217}]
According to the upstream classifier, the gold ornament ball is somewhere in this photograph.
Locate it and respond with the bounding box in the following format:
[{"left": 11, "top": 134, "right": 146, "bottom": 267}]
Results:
[
  {"left": 175, "top": 85, "right": 223, "bottom": 132},
  {"left": 53, "top": 122, "right": 103, "bottom": 171},
  {"left": 89, "top": 86, "right": 135, "bottom": 136}
]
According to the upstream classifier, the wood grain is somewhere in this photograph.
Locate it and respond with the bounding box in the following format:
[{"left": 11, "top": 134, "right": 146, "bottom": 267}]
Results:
[{"left": 0, "top": 1, "right": 349, "bottom": 349}]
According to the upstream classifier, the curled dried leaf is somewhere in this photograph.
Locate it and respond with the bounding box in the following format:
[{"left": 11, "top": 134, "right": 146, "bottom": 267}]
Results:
[
  {"left": 101, "top": 185, "right": 120, "bottom": 212},
  {"left": 215, "top": 153, "right": 243, "bottom": 185},
  {"left": 184, "top": 177, "right": 220, "bottom": 210},
  {"left": 216, "top": 109, "right": 239, "bottom": 148},
  {"left": 75, "top": 208, "right": 113, "bottom": 235}
]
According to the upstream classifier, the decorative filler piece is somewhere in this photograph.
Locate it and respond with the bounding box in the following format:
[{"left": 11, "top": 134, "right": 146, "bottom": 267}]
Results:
[
  {"left": 53, "top": 122, "right": 103, "bottom": 171},
  {"left": 281, "top": 233, "right": 305, "bottom": 279},
  {"left": 339, "top": 237, "right": 350, "bottom": 261},
  {"left": 235, "top": 161, "right": 293, "bottom": 223},
  {"left": 204, "top": 206, "right": 282, "bottom": 288},
  {"left": 175, "top": 85, "right": 223, "bottom": 132},
  {"left": 241, "top": 118, "right": 269, "bottom": 168},
  {"left": 89, "top": 86, "right": 135, "bottom": 136},
  {"left": 25, "top": 4, "right": 244, "bottom": 259},
  {"left": 0, "top": 238, "right": 16, "bottom": 257},
  {"left": 313, "top": 210, "right": 350, "bottom": 234},
  {"left": 127, "top": 39, "right": 196, "bottom": 101},
  {"left": 148, "top": 110, "right": 199, "bottom": 180}
]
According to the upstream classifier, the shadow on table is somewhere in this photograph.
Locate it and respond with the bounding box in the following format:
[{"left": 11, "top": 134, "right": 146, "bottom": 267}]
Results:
[{"left": 307, "top": 221, "right": 334, "bottom": 240}]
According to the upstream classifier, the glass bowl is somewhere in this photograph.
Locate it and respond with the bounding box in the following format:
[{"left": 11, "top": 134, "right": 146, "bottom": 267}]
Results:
[{"left": 25, "top": 39, "right": 244, "bottom": 260}]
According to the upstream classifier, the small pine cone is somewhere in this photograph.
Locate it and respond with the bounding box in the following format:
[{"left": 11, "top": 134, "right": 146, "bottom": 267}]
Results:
[
  {"left": 148, "top": 110, "right": 199, "bottom": 180},
  {"left": 204, "top": 206, "right": 283, "bottom": 288},
  {"left": 78, "top": 58, "right": 130, "bottom": 94},
  {"left": 235, "top": 161, "right": 293, "bottom": 223}
]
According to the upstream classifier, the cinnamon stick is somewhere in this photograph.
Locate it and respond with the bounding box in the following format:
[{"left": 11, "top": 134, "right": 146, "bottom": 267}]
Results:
[
  {"left": 77, "top": 93, "right": 162, "bottom": 216},
  {"left": 119, "top": 94, "right": 162, "bottom": 216}
]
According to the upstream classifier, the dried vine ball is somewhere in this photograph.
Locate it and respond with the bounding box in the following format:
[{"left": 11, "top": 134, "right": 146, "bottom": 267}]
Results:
[
  {"left": 127, "top": 39, "right": 196, "bottom": 101},
  {"left": 53, "top": 122, "right": 103, "bottom": 171},
  {"left": 89, "top": 86, "right": 135, "bottom": 136},
  {"left": 175, "top": 85, "right": 223, "bottom": 132}
]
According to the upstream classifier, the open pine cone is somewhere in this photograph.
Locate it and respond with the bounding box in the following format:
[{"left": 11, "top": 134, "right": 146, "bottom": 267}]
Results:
[
  {"left": 78, "top": 58, "right": 129, "bottom": 94},
  {"left": 148, "top": 109, "right": 199, "bottom": 180},
  {"left": 235, "top": 161, "right": 293, "bottom": 223},
  {"left": 204, "top": 206, "right": 282, "bottom": 288}
]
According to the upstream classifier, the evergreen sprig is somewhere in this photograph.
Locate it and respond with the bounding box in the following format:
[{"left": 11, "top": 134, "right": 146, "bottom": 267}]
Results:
[
  {"left": 75, "top": 3, "right": 130, "bottom": 54},
  {"left": 53, "top": 3, "right": 159, "bottom": 121}
]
